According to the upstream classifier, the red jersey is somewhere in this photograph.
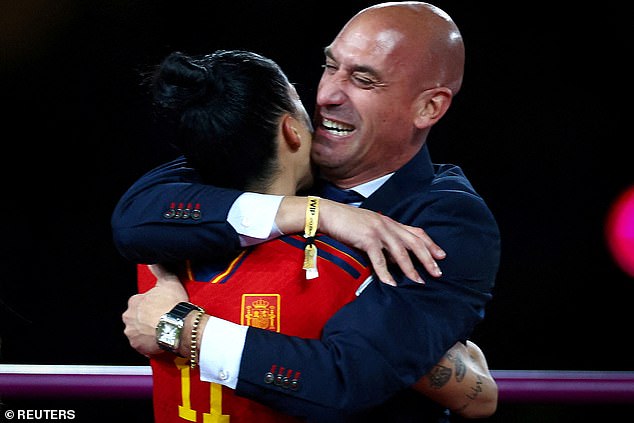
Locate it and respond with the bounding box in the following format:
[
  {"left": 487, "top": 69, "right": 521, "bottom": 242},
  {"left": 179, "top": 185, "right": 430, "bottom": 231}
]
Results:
[{"left": 138, "top": 233, "right": 372, "bottom": 423}]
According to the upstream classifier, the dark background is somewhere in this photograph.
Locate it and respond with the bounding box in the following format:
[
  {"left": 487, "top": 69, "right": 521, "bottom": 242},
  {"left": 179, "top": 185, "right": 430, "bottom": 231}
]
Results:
[{"left": 1, "top": 1, "right": 632, "bottom": 421}]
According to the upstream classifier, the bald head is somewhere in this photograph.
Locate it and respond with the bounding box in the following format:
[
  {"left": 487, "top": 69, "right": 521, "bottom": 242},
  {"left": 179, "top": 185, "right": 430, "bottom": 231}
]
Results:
[{"left": 342, "top": 1, "right": 465, "bottom": 94}]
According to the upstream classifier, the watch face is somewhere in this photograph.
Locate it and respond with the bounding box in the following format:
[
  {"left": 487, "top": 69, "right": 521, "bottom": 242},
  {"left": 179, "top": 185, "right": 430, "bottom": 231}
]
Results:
[
  {"left": 157, "top": 317, "right": 183, "bottom": 349},
  {"left": 158, "top": 323, "right": 178, "bottom": 344}
]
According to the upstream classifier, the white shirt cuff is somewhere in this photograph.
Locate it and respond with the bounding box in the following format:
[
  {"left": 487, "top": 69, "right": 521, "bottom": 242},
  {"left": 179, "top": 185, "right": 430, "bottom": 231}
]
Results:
[
  {"left": 227, "top": 192, "right": 284, "bottom": 246},
  {"left": 198, "top": 316, "right": 248, "bottom": 389}
]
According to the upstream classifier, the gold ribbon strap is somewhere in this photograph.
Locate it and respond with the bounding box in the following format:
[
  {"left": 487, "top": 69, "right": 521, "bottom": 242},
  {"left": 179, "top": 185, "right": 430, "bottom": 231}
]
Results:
[{"left": 303, "top": 196, "right": 320, "bottom": 279}]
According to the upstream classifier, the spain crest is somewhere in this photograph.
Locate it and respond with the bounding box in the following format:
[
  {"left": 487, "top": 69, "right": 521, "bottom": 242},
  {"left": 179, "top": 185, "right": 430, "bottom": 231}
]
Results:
[{"left": 241, "top": 294, "right": 280, "bottom": 332}]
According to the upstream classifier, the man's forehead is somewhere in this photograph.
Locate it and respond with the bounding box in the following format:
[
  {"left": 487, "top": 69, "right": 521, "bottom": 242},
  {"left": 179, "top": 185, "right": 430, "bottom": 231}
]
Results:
[{"left": 329, "top": 27, "right": 404, "bottom": 58}]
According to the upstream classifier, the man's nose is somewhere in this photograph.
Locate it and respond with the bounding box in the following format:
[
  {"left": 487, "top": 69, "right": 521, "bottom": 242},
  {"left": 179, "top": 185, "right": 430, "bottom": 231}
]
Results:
[{"left": 316, "top": 75, "right": 347, "bottom": 107}]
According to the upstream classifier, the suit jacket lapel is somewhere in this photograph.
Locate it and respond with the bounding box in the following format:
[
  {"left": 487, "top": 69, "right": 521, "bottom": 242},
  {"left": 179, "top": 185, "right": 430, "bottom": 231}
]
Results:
[{"left": 361, "top": 145, "right": 435, "bottom": 213}]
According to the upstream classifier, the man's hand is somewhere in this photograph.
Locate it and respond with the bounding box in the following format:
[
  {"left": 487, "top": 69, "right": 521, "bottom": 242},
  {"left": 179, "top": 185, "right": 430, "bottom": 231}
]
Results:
[
  {"left": 275, "top": 196, "right": 446, "bottom": 286},
  {"left": 122, "top": 264, "right": 189, "bottom": 357},
  {"left": 318, "top": 199, "right": 446, "bottom": 285}
]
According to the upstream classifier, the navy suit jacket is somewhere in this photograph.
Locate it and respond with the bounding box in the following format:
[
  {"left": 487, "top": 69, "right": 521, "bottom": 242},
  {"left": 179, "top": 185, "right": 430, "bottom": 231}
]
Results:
[{"left": 112, "top": 145, "right": 501, "bottom": 422}]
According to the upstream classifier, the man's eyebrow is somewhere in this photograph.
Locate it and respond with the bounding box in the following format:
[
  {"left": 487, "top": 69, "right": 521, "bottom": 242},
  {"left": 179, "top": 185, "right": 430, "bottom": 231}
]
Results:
[{"left": 323, "top": 46, "right": 379, "bottom": 76}]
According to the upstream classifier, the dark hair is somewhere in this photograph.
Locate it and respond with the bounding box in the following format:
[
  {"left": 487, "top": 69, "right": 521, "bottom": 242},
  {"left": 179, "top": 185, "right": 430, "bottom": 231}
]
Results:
[{"left": 150, "top": 50, "right": 298, "bottom": 191}]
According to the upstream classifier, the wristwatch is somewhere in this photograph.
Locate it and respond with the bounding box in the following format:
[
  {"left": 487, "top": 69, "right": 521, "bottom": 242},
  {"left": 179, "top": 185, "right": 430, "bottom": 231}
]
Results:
[{"left": 156, "top": 302, "right": 204, "bottom": 355}]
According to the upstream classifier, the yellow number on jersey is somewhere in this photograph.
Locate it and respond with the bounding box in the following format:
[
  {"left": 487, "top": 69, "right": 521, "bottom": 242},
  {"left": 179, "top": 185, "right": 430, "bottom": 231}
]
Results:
[{"left": 175, "top": 357, "right": 230, "bottom": 422}]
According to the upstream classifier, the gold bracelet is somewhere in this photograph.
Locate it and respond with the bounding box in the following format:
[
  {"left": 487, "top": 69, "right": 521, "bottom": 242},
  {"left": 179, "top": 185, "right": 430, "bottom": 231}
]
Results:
[
  {"left": 190, "top": 310, "right": 205, "bottom": 369},
  {"left": 302, "top": 196, "right": 320, "bottom": 279}
]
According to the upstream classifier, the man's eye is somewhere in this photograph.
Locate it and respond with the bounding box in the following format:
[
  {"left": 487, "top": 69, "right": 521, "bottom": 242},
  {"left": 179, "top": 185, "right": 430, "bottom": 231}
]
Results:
[
  {"left": 353, "top": 76, "right": 374, "bottom": 86},
  {"left": 322, "top": 63, "right": 337, "bottom": 72}
]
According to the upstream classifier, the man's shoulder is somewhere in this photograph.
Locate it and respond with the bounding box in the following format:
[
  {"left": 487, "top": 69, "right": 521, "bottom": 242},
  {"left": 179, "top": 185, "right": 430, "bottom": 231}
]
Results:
[
  {"left": 431, "top": 163, "right": 477, "bottom": 195},
  {"left": 428, "top": 163, "right": 497, "bottom": 226}
]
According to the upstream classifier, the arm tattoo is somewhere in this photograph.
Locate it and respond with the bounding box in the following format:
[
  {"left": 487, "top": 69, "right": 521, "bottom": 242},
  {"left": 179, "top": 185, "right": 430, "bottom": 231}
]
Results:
[
  {"left": 429, "top": 349, "right": 487, "bottom": 414},
  {"left": 465, "top": 374, "right": 484, "bottom": 400},
  {"left": 454, "top": 354, "right": 466, "bottom": 382},
  {"left": 428, "top": 365, "right": 452, "bottom": 389},
  {"left": 453, "top": 374, "right": 485, "bottom": 413},
  {"left": 428, "top": 350, "right": 466, "bottom": 389}
]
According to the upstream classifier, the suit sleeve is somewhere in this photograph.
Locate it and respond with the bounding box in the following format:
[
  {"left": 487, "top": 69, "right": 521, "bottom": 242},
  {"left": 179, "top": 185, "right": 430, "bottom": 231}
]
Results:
[
  {"left": 111, "top": 157, "right": 244, "bottom": 263},
  {"left": 234, "top": 189, "right": 501, "bottom": 420}
]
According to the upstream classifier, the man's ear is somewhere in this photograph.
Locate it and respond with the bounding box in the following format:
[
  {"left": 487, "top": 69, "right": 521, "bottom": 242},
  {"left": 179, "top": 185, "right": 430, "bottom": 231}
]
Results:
[
  {"left": 413, "top": 87, "right": 453, "bottom": 129},
  {"left": 282, "top": 115, "right": 302, "bottom": 150}
]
